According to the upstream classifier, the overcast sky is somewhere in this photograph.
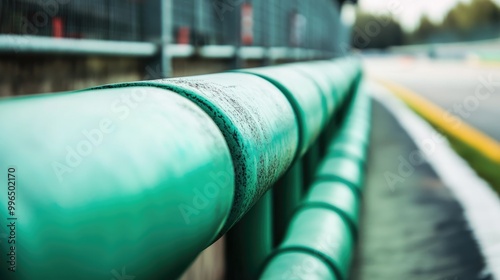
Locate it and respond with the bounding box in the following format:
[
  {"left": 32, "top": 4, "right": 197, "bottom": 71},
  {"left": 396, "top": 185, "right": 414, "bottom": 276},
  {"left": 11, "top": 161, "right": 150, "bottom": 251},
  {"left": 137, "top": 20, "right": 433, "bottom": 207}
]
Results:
[{"left": 357, "top": 0, "right": 500, "bottom": 31}]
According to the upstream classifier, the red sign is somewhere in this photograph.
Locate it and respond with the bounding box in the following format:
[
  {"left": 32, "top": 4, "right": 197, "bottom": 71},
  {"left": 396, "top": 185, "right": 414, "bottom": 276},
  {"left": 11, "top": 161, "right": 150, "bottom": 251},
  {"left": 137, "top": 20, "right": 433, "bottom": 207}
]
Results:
[
  {"left": 241, "top": 3, "right": 253, "bottom": 45},
  {"left": 177, "top": 26, "right": 190, "bottom": 45},
  {"left": 52, "top": 17, "right": 63, "bottom": 38}
]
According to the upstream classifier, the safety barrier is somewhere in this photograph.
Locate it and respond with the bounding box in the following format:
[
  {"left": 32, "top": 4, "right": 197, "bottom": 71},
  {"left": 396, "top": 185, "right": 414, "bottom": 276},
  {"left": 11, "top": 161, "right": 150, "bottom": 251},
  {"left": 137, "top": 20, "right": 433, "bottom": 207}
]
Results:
[
  {"left": 260, "top": 87, "right": 371, "bottom": 280},
  {"left": 0, "top": 56, "right": 368, "bottom": 279}
]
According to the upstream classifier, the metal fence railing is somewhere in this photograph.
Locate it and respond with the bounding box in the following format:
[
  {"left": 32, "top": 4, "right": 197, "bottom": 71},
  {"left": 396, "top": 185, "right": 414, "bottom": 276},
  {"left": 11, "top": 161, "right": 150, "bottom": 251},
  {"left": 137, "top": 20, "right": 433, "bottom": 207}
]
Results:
[
  {"left": 0, "top": 0, "right": 142, "bottom": 41},
  {"left": 0, "top": 0, "right": 345, "bottom": 52}
]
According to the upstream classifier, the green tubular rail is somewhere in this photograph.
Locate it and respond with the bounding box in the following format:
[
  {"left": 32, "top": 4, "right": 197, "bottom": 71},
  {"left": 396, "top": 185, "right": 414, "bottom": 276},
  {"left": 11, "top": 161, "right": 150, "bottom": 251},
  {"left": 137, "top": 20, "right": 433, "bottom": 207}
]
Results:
[
  {"left": 226, "top": 191, "right": 273, "bottom": 280},
  {"left": 315, "top": 91, "right": 372, "bottom": 191},
  {"left": 0, "top": 87, "right": 235, "bottom": 279},
  {"left": 303, "top": 140, "right": 322, "bottom": 189},
  {"left": 289, "top": 63, "right": 342, "bottom": 113},
  {"left": 0, "top": 58, "right": 365, "bottom": 280},
  {"left": 260, "top": 251, "right": 338, "bottom": 280},
  {"left": 236, "top": 66, "right": 328, "bottom": 158},
  {"left": 238, "top": 57, "right": 362, "bottom": 249},
  {"left": 311, "top": 58, "right": 362, "bottom": 107},
  {"left": 260, "top": 86, "right": 372, "bottom": 280},
  {"left": 303, "top": 181, "right": 360, "bottom": 237},
  {"left": 223, "top": 59, "right": 360, "bottom": 278},
  {"left": 315, "top": 157, "right": 365, "bottom": 196},
  {"left": 90, "top": 72, "right": 300, "bottom": 280},
  {"left": 288, "top": 63, "right": 338, "bottom": 117},
  {"left": 285, "top": 60, "right": 342, "bottom": 154},
  {"left": 268, "top": 207, "right": 354, "bottom": 280},
  {"left": 304, "top": 57, "right": 364, "bottom": 162},
  {"left": 91, "top": 59, "right": 362, "bottom": 279},
  {"left": 94, "top": 73, "right": 300, "bottom": 233},
  {"left": 272, "top": 161, "right": 303, "bottom": 246}
]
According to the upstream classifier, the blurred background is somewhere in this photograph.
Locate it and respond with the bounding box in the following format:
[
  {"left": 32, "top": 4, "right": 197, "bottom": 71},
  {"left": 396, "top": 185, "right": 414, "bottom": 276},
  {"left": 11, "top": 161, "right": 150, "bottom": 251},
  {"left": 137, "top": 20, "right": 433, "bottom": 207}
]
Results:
[
  {"left": 0, "top": 0, "right": 355, "bottom": 97},
  {"left": 354, "top": 0, "right": 500, "bottom": 46}
]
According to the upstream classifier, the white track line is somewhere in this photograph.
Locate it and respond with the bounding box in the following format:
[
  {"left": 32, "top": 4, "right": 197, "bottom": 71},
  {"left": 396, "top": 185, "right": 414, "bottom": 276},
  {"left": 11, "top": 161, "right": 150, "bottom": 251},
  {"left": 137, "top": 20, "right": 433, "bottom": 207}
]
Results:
[{"left": 371, "top": 83, "right": 500, "bottom": 279}]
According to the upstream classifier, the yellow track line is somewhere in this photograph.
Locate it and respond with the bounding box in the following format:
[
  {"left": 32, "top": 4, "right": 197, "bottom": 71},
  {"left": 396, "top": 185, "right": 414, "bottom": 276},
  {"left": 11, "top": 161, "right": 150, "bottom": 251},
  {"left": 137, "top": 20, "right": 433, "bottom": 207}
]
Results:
[
  {"left": 475, "top": 61, "right": 500, "bottom": 68},
  {"left": 375, "top": 78, "right": 500, "bottom": 164}
]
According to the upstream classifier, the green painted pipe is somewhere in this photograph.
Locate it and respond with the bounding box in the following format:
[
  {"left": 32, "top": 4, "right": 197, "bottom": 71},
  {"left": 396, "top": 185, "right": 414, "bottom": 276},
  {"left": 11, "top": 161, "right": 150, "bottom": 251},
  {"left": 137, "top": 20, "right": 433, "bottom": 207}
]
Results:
[
  {"left": 344, "top": 104, "right": 370, "bottom": 125},
  {"left": 334, "top": 116, "right": 370, "bottom": 149},
  {"left": 290, "top": 58, "right": 363, "bottom": 124},
  {"left": 327, "top": 139, "right": 367, "bottom": 164},
  {"left": 319, "top": 124, "right": 333, "bottom": 156},
  {"left": 287, "top": 63, "right": 342, "bottom": 155},
  {"left": 225, "top": 62, "right": 366, "bottom": 279},
  {"left": 263, "top": 179, "right": 362, "bottom": 279},
  {"left": 337, "top": 126, "right": 370, "bottom": 149},
  {"left": 320, "top": 110, "right": 340, "bottom": 154},
  {"left": 93, "top": 73, "right": 300, "bottom": 234},
  {"left": 0, "top": 87, "right": 235, "bottom": 279},
  {"left": 226, "top": 191, "right": 273, "bottom": 280},
  {"left": 335, "top": 95, "right": 371, "bottom": 145},
  {"left": 311, "top": 58, "right": 362, "bottom": 106},
  {"left": 260, "top": 252, "right": 338, "bottom": 280},
  {"left": 345, "top": 82, "right": 369, "bottom": 113},
  {"left": 261, "top": 83, "right": 370, "bottom": 280},
  {"left": 303, "top": 181, "right": 360, "bottom": 238},
  {"left": 315, "top": 156, "right": 364, "bottom": 195},
  {"left": 0, "top": 58, "right": 367, "bottom": 279},
  {"left": 318, "top": 116, "right": 370, "bottom": 194},
  {"left": 272, "top": 161, "right": 303, "bottom": 246},
  {"left": 302, "top": 140, "right": 321, "bottom": 191},
  {"left": 290, "top": 63, "right": 339, "bottom": 115},
  {"left": 271, "top": 207, "right": 354, "bottom": 280},
  {"left": 237, "top": 66, "right": 328, "bottom": 158}
]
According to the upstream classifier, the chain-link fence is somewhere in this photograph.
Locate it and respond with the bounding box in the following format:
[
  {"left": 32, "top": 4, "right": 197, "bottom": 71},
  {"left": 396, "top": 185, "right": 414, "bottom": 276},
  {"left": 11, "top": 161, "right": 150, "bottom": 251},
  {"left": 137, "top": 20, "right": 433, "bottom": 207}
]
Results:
[
  {"left": 0, "top": 0, "right": 142, "bottom": 40},
  {"left": 0, "top": 0, "right": 343, "bottom": 52}
]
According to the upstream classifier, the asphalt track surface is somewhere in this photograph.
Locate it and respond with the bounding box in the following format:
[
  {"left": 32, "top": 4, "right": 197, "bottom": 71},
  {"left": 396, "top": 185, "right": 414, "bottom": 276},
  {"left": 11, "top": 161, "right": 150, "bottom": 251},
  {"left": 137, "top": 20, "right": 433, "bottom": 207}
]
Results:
[
  {"left": 363, "top": 57, "right": 500, "bottom": 141},
  {"left": 350, "top": 99, "right": 491, "bottom": 280}
]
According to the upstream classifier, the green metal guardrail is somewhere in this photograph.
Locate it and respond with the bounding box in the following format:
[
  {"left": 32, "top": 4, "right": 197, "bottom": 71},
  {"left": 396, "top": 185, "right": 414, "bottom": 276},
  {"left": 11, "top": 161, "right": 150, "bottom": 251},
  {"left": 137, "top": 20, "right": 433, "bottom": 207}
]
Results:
[
  {"left": 0, "top": 57, "right": 367, "bottom": 279},
  {"left": 260, "top": 86, "right": 371, "bottom": 280},
  {"left": 0, "top": 88, "right": 235, "bottom": 279}
]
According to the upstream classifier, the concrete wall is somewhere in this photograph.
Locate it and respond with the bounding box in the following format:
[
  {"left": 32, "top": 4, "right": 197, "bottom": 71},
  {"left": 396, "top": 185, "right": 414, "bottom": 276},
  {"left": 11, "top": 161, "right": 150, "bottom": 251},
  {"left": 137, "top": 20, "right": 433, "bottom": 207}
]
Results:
[
  {"left": 0, "top": 56, "right": 282, "bottom": 97},
  {"left": 0, "top": 55, "right": 144, "bottom": 97}
]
